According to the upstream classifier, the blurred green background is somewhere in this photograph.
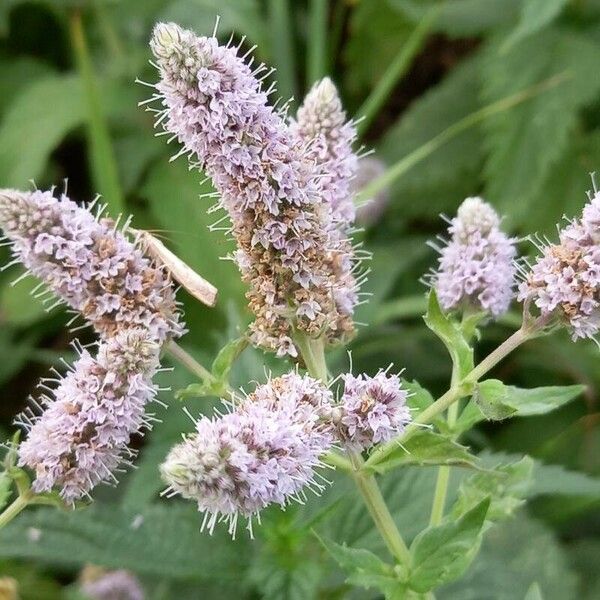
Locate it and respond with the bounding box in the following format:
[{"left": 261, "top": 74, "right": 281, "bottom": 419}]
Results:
[{"left": 0, "top": 1, "right": 599, "bottom": 598}]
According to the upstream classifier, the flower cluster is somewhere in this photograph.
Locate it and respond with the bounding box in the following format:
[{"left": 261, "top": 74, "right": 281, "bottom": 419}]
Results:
[
  {"left": 160, "top": 372, "right": 335, "bottom": 536},
  {"left": 17, "top": 329, "right": 160, "bottom": 502},
  {"left": 80, "top": 567, "right": 144, "bottom": 600},
  {"left": 338, "top": 371, "right": 411, "bottom": 450},
  {"left": 149, "top": 23, "right": 359, "bottom": 357},
  {"left": 0, "top": 188, "right": 183, "bottom": 342},
  {"left": 432, "top": 197, "right": 517, "bottom": 317},
  {"left": 519, "top": 190, "right": 600, "bottom": 339}
]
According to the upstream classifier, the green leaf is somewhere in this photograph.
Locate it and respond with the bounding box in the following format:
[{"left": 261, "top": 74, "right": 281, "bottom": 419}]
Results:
[
  {"left": 211, "top": 336, "right": 248, "bottom": 382},
  {"left": 468, "top": 380, "right": 585, "bottom": 424},
  {"left": 524, "top": 582, "right": 545, "bottom": 600},
  {"left": 424, "top": 289, "right": 474, "bottom": 379},
  {"left": 0, "top": 471, "right": 11, "bottom": 511},
  {"left": 409, "top": 498, "right": 490, "bottom": 593},
  {"left": 452, "top": 457, "right": 534, "bottom": 522},
  {"left": 404, "top": 379, "right": 434, "bottom": 412},
  {"left": 368, "top": 430, "right": 481, "bottom": 474},
  {"left": 0, "top": 271, "right": 48, "bottom": 326},
  {"left": 503, "top": 0, "right": 569, "bottom": 51},
  {"left": 317, "top": 535, "right": 405, "bottom": 598},
  {"left": 377, "top": 55, "right": 484, "bottom": 219},
  {"left": 481, "top": 29, "right": 600, "bottom": 225},
  {"left": 0, "top": 504, "right": 248, "bottom": 581},
  {"left": 0, "top": 75, "right": 85, "bottom": 187}
]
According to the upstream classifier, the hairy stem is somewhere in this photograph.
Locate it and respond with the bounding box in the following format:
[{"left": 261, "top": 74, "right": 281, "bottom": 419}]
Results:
[
  {"left": 0, "top": 493, "right": 31, "bottom": 529},
  {"left": 348, "top": 451, "right": 412, "bottom": 565},
  {"left": 167, "top": 341, "right": 215, "bottom": 383}
]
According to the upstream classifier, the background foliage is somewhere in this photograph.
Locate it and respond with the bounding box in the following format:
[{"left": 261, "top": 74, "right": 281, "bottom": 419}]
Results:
[{"left": 0, "top": 0, "right": 599, "bottom": 598}]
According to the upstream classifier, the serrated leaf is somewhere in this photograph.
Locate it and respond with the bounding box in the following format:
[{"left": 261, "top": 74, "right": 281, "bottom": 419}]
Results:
[
  {"left": 424, "top": 289, "right": 474, "bottom": 379},
  {"left": 409, "top": 498, "right": 490, "bottom": 593},
  {"left": 452, "top": 457, "right": 534, "bottom": 522},
  {"left": 468, "top": 380, "right": 585, "bottom": 425},
  {"left": 0, "top": 504, "right": 248, "bottom": 581},
  {"left": 503, "top": 0, "right": 569, "bottom": 51},
  {"left": 482, "top": 29, "right": 600, "bottom": 225},
  {"left": 317, "top": 535, "right": 405, "bottom": 598},
  {"left": 368, "top": 430, "right": 480, "bottom": 474}
]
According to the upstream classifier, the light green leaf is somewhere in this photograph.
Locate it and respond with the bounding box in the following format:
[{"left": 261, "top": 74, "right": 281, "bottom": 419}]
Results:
[
  {"left": 467, "top": 380, "right": 585, "bottom": 425},
  {"left": 529, "top": 462, "right": 600, "bottom": 498},
  {"left": 0, "top": 471, "right": 11, "bottom": 512},
  {"left": 409, "top": 498, "right": 489, "bottom": 593},
  {"left": 0, "top": 75, "right": 84, "bottom": 187},
  {"left": 368, "top": 430, "right": 480, "bottom": 474},
  {"left": 482, "top": 29, "right": 600, "bottom": 225},
  {"left": 524, "top": 582, "right": 544, "bottom": 600},
  {"left": 404, "top": 379, "right": 434, "bottom": 412},
  {"left": 424, "top": 289, "right": 474, "bottom": 379},
  {"left": 452, "top": 457, "right": 534, "bottom": 522},
  {"left": 0, "top": 271, "right": 48, "bottom": 326},
  {"left": 211, "top": 336, "right": 248, "bottom": 382},
  {"left": 0, "top": 504, "right": 248, "bottom": 581},
  {"left": 503, "top": 0, "right": 569, "bottom": 51},
  {"left": 317, "top": 535, "right": 405, "bottom": 598}
]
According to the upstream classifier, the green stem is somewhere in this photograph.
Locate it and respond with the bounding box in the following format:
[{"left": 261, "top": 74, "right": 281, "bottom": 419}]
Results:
[
  {"left": 268, "top": 0, "right": 297, "bottom": 103},
  {"left": 0, "top": 493, "right": 31, "bottom": 529},
  {"left": 366, "top": 326, "right": 533, "bottom": 469},
  {"left": 348, "top": 451, "right": 412, "bottom": 565},
  {"left": 356, "top": 7, "right": 438, "bottom": 136},
  {"left": 167, "top": 341, "right": 215, "bottom": 384},
  {"left": 354, "top": 73, "right": 567, "bottom": 206},
  {"left": 69, "top": 10, "right": 124, "bottom": 215},
  {"left": 307, "top": 0, "right": 328, "bottom": 85},
  {"left": 293, "top": 332, "right": 329, "bottom": 382}
]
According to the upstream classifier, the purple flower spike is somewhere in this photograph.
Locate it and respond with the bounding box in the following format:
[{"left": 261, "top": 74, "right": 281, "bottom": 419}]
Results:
[
  {"left": 432, "top": 197, "right": 517, "bottom": 317},
  {"left": 519, "top": 189, "right": 600, "bottom": 340},
  {"left": 160, "top": 372, "right": 334, "bottom": 536},
  {"left": 149, "top": 23, "right": 356, "bottom": 356},
  {"left": 339, "top": 371, "right": 411, "bottom": 450},
  {"left": 17, "top": 329, "right": 160, "bottom": 502},
  {"left": 0, "top": 188, "right": 183, "bottom": 343}
]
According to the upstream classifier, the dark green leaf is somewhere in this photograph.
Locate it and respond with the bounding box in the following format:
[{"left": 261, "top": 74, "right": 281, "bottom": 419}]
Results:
[
  {"left": 409, "top": 498, "right": 490, "bottom": 593},
  {"left": 369, "top": 430, "right": 481, "bottom": 474},
  {"left": 0, "top": 471, "right": 11, "bottom": 511}
]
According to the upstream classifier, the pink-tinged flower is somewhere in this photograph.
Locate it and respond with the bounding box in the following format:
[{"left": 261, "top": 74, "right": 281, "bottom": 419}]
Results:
[
  {"left": 0, "top": 188, "right": 183, "bottom": 343},
  {"left": 81, "top": 568, "right": 144, "bottom": 600},
  {"left": 149, "top": 23, "right": 355, "bottom": 356},
  {"left": 17, "top": 329, "right": 160, "bottom": 502},
  {"left": 431, "top": 197, "right": 517, "bottom": 317},
  {"left": 338, "top": 371, "right": 411, "bottom": 450},
  {"left": 160, "top": 372, "right": 334, "bottom": 536},
  {"left": 354, "top": 157, "right": 390, "bottom": 226},
  {"left": 518, "top": 190, "right": 600, "bottom": 340}
]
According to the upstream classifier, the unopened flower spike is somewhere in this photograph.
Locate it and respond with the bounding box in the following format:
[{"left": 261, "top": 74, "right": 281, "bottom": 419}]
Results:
[
  {"left": 429, "top": 197, "right": 517, "bottom": 318},
  {"left": 17, "top": 329, "right": 161, "bottom": 502},
  {"left": 337, "top": 369, "right": 411, "bottom": 451},
  {"left": 149, "top": 23, "right": 359, "bottom": 357},
  {"left": 160, "top": 372, "right": 335, "bottom": 537},
  {"left": 0, "top": 188, "right": 184, "bottom": 343},
  {"left": 519, "top": 188, "right": 600, "bottom": 340}
]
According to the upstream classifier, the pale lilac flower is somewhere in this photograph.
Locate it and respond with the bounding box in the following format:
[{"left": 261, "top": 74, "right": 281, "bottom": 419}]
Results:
[
  {"left": 160, "top": 372, "right": 334, "bottom": 536},
  {"left": 338, "top": 371, "right": 410, "bottom": 450},
  {"left": 432, "top": 197, "right": 517, "bottom": 317},
  {"left": 519, "top": 190, "right": 600, "bottom": 340},
  {"left": 0, "top": 188, "right": 183, "bottom": 343},
  {"left": 81, "top": 568, "right": 144, "bottom": 600},
  {"left": 17, "top": 329, "right": 160, "bottom": 502},
  {"left": 149, "top": 23, "right": 355, "bottom": 356}
]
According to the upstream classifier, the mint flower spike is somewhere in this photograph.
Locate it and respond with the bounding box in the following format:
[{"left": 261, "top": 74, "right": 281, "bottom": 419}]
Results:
[
  {"left": 149, "top": 23, "right": 355, "bottom": 357},
  {"left": 519, "top": 188, "right": 600, "bottom": 340},
  {"left": 338, "top": 370, "right": 411, "bottom": 451},
  {"left": 0, "top": 188, "right": 184, "bottom": 343},
  {"left": 160, "top": 372, "right": 335, "bottom": 537},
  {"left": 17, "top": 329, "right": 160, "bottom": 503},
  {"left": 430, "top": 197, "right": 517, "bottom": 318}
]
